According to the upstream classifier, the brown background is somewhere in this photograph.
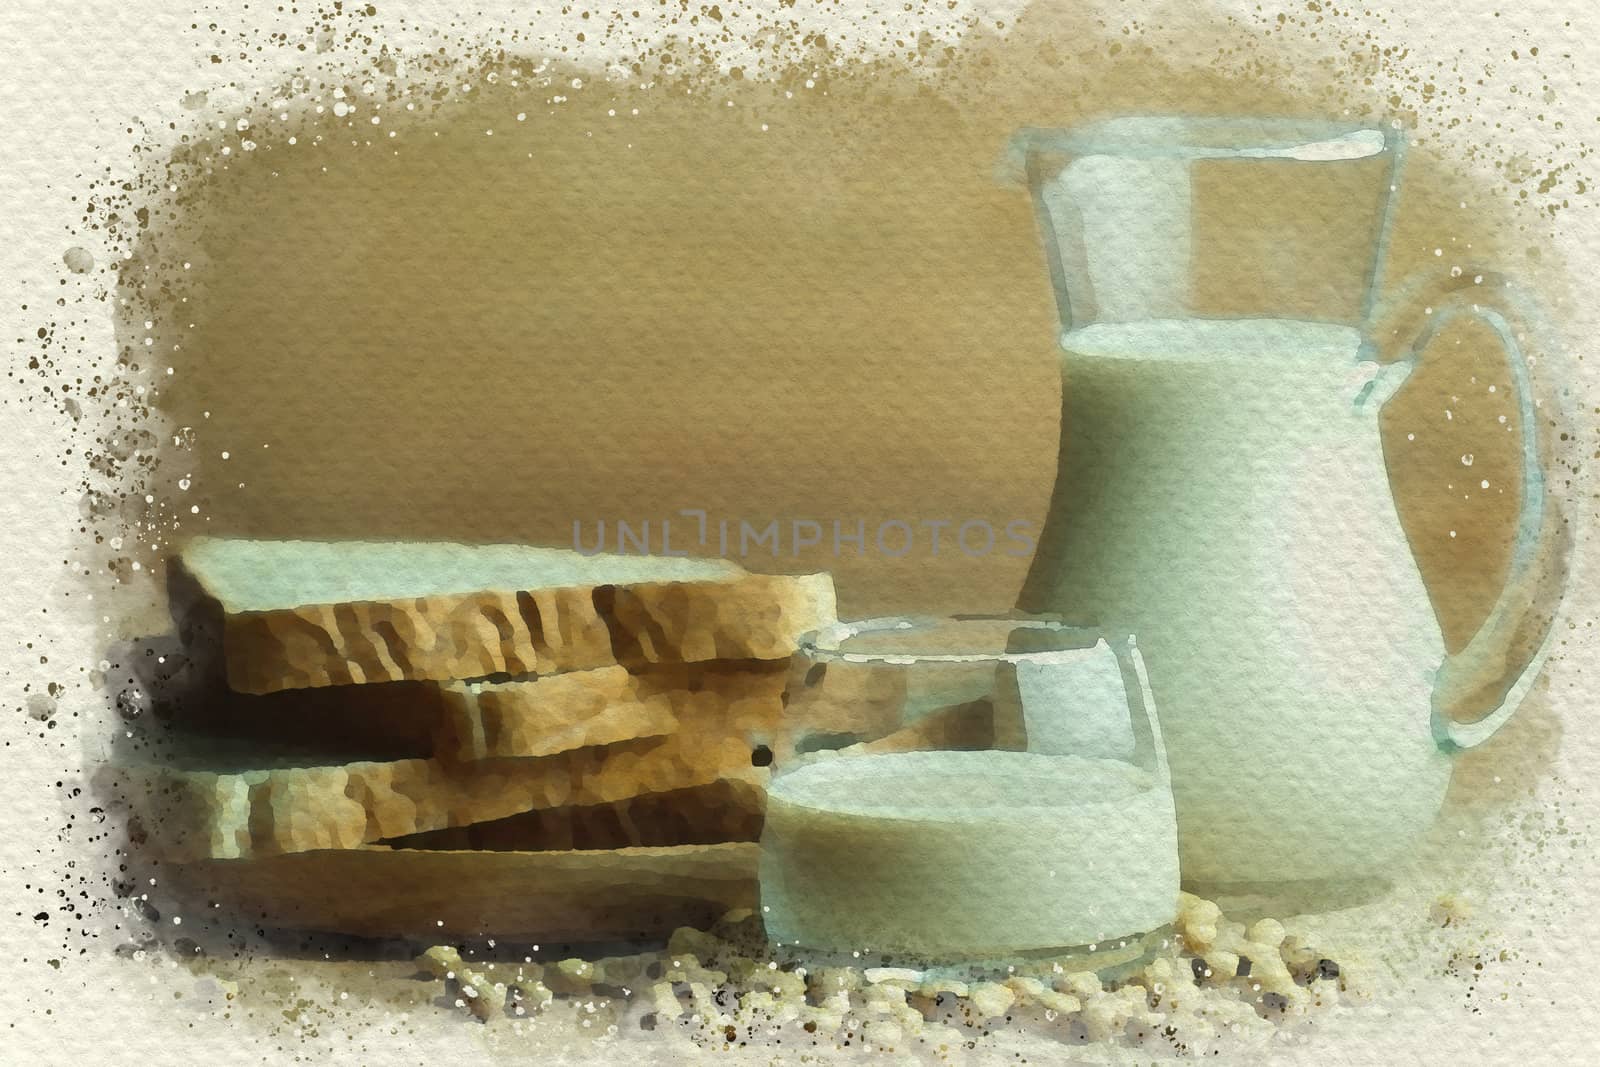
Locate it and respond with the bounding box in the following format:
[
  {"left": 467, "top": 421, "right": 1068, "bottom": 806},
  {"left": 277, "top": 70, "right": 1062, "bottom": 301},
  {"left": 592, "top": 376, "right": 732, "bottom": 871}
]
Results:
[{"left": 148, "top": 22, "right": 1547, "bottom": 649}]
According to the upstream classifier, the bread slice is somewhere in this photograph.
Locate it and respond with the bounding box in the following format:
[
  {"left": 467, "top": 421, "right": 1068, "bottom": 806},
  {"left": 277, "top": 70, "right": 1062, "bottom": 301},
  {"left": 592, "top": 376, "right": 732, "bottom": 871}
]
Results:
[
  {"left": 171, "top": 538, "right": 836, "bottom": 694},
  {"left": 169, "top": 843, "right": 758, "bottom": 942},
  {"left": 848, "top": 698, "right": 1005, "bottom": 755},
  {"left": 381, "top": 777, "right": 766, "bottom": 852},
  {"left": 163, "top": 658, "right": 896, "bottom": 767},
  {"left": 436, "top": 660, "right": 791, "bottom": 762},
  {"left": 103, "top": 724, "right": 763, "bottom": 863},
  {"left": 436, "top": 668, "right": 682, "bottom": 762}
]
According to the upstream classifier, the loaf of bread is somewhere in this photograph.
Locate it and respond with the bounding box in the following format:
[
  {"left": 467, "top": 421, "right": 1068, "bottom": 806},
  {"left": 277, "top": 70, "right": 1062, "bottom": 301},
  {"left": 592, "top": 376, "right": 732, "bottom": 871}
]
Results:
[
  {"left": 111, "top": 537, "right": 864, "bottom": 942},
  {"left": 171, "top": 538, "right": 837, "bottom": 694}
]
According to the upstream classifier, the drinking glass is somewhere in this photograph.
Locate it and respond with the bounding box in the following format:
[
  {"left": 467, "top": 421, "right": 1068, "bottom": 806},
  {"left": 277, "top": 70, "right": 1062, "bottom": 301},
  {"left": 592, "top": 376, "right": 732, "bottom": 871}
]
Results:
[{"left": 759, "top": 616, "right": 1179, "bottom": 959}]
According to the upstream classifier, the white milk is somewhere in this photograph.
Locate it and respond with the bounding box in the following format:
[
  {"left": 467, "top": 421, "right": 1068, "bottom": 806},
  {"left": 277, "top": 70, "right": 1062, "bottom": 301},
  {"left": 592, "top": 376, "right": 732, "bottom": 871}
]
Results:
[
  {"left": 759, "top": 750, "right": 1179, "bottom": 958},
  {"left": 1019, "top": 317, "right": 1454, "bottom": 885}
]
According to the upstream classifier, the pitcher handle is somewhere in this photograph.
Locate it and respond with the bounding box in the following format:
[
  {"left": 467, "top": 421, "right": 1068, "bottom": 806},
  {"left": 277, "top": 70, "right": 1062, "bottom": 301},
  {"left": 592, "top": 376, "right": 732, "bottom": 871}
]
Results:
[{"left": 1363, "top": 271, "right": 1572, "bottom": 753}]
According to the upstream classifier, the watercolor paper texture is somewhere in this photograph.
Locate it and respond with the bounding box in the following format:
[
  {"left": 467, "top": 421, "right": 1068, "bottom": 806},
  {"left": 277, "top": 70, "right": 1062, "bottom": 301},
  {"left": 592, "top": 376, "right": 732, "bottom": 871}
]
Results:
[{"left": 1, "top": 0, "right": 1597, "bottom": 1063}]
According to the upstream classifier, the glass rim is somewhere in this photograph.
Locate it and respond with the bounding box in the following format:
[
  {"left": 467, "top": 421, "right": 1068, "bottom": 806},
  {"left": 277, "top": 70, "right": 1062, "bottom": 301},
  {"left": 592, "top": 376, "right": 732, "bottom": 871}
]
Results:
[
  {"left": 1009, "top": 115, "right": 1398, "bottom": 163},
  {"left": 797, "top": 614, "right": 1130, "bottom": 665}
]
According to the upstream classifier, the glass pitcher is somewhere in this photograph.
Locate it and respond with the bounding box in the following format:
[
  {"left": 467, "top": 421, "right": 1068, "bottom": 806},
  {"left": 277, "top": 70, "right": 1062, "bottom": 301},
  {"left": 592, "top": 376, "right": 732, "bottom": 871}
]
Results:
[{"left": 1005, "top": 117, "right": 1570, "bottom": 886}]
